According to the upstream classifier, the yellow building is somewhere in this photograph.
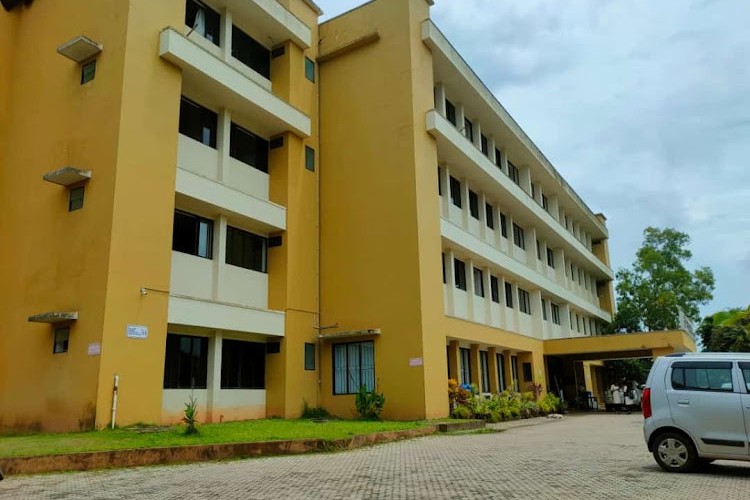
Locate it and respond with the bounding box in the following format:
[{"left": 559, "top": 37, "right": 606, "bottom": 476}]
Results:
[{"left": 0, "top": 0, "right": 693, "bottom": 432}]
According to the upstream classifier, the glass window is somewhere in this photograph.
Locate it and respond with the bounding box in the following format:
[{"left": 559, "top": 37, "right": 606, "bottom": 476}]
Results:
[
  {"left": 179, "top": 96, "right": 217, "bottom": 148},
  {"left": 504, "top": 282, "right": 513, "bottom": 308},
  {"left": 445, "top": 99, "right": 456, "bottom": 126},
  {"left": 226, "top": 226, "right": 267, "bottom": 272},
  {"left": 305, "top": 146, "right": 315, "bottom": 172},
  {"left": 469, "top": 190, "right": 479, "bottom": 219},
  {"left": 523, "top": 362, "right": 533, "bottom": 382},
  {"left": 740, "top": 362, "right": 750, "bottom": 391},
  {"left": 441, "top": 252, "right": 446, "bottom": 284},
  {"left": 497, "top": 353, "right": 506, "bottom": 391},
  {"left": 221, "top": 339, "right": 265, "bottom": 389},
  {"left": 490, "top": 276, "right": 500, "bottom": 303},
  {"left": 513, "top": 223, "right": 525, "bottom": 249},
  {"left": 305, "top": 343, "right": 316, "bottom": 371},
  {"left": 53, "top": 327, "right": 69, "bottom": 354},
  {"left": 173, "top": 210, "right": 213, "bottom": 259},
  {"left": 464, "top": 118, "right": 473, "bottom": 142},
  {"left": 473, "top": 267, "right": 484, "bottom": 297},
  {"left": 518, "top": 288, "right": 531, "bottom": 315},
  {"left": 81, "top": 60, "right": 96, "bottom": 85},
  {"left": 454, "top": 258, "right": 467, "bottom": 291},
  {"left": 437, "top": 167, "right": 442, "bottom": 196},
  {"left": 459, "top": 348, "right": 471, "bottom": 385},
  {"left": 671, "top": 362, "right": 734, "bottom": 392},
  {"left": 480, "top": 351, "right": 490, "bottom": 393},
  {"left": 232, "top": 25, "right": 270, "bottom": 79},
  {"left": 230, "top": 123, "right": 268, "bottom": 172},
  {"left": 508, "top": 161, "right": 520, "bottom": 185},
  {"left": 480, "top": 134, "right": 489, "bottom": 156},
  {"left": 69, "top": 186, "right": 84, "bottom": 212},
  {"left": 163, "top": 334, "right": 208, "bottom": 389},
  {"left": 449, "top": 176, "right": 462, "bottom": 208},
  {"left": 305, "top": 57, "right": 315, "bottom": 82},
  {"left": 186, "top": 0, "right": 220, "bottom": 46},
  {"left": 499, "top": 212, "right": 508, "bottom": 237},
  {"left": 333, "top": 341, "right": 375, "bottom": 395},
  {"left": 541, "top": 299, "right": 548, "bottom": 321},
  {"left": 536, "top": 239, "right": 542, "bottom": 260},
  {"left": 547, "top": 248, "right": 555, "bottom": 268},
  {"left": 494, "top": 148, "right": 503, "bottom": 168},
  {"left": 542, "top": 194, "right": 549, "bottom": 212},
  {"left": 485, "top": 203, "right": 494, "bottom": 229},
  {"left": 551, "top": 303, "right": 561, "bottom": 325}
]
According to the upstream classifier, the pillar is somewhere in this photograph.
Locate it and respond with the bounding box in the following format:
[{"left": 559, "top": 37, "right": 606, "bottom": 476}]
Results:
[
  {"left": 488, "top": 347, "right": 499, "bottom": 393},
  {"left": 470, "top": 344, "right": 481, "bottom": 389},
  {"left": 447, "top": 340, "right": 460, "bottom": 383},
  {"left": 434, "top": 83, "right": 446, "bottom": 116},
  {"left": 206, "top": 331, "right": 223, "bottom": 423}
]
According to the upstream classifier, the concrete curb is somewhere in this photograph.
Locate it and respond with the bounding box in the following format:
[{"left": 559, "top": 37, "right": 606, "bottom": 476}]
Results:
[{"left": 0, "top": 426, "right": 437, "bottom": 477}]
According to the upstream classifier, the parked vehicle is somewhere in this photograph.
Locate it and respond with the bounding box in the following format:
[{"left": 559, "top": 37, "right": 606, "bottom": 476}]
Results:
[{"left": 642, "top": 353, "right": 750, "bottom": 472}]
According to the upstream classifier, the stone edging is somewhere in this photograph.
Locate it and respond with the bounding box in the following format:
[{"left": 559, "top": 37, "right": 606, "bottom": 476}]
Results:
[{"left": 0, "top": 426, "right": 437, "bottom": 477}]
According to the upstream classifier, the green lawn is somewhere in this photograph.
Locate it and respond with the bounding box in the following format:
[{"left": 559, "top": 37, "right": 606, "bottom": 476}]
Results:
[{"left": 0, "top": 419, "right": 433, "bottom": 459}]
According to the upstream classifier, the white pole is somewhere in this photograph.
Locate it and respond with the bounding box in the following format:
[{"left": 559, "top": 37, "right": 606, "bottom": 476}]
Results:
[{"left": 111, "top": 374, "right": 119, "bottom": 430}]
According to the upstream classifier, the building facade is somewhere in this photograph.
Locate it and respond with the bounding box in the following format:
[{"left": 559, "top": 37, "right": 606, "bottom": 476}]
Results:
[{"left": 0, "top": 0, "right": 693, "bottom": 432}]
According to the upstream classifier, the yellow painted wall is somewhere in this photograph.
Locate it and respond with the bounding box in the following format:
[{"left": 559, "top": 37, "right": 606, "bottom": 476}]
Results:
[
  {"left": 319, "top": 0, "right": 440, "bottom": 420},
  {"left": 544, "top": 330, "right": 696, "bottom": 357}
]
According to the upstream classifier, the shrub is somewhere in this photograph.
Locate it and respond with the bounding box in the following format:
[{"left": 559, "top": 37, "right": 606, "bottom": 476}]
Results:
[
  {"left": 183, "top": 395, "right": 199, "bottom": 435},
  {"left": 301, "top": 400, "right": 330, "bottom": 420},
  {"left": 538, "top": 393, "right": 561, "bottom": 414},
  {"left": 355, "top": 385, "right": 385, "bottom": 420},
  {"left": 451, "top": 405, "right": 473, "bottom": 419}
]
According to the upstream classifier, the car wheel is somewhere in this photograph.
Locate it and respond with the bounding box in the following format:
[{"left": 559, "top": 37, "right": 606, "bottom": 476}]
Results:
[{"left": 653, "top": 432, "right": 697, "bottom": 472}]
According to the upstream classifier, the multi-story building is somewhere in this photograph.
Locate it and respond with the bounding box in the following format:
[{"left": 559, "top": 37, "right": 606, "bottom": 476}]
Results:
[{"left": 0, "top": 0, "right": 693, "bottom": 431}]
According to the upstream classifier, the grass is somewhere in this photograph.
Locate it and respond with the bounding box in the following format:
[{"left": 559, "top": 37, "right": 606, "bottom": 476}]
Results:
[{"left": 0, "top": 419, "right": 432, "bottom": 459}]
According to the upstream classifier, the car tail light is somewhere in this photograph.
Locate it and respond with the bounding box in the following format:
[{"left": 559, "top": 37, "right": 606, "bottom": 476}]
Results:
[{"left": 642, "top": 387, "right": 652, "bottom": 419}]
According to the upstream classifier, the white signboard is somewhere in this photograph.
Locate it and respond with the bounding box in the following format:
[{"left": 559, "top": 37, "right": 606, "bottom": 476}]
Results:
[
  {"left": 87, "top": 343, "right": 101, "bottom": 356},
  {"left": 126, "top": 324, "right": 148, "bottom": 340},
  {"left": 409, "top": 357, "right": 423, "bottom": 367}
]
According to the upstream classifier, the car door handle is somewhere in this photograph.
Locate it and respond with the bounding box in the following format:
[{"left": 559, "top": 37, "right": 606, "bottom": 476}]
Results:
[{"left": 677, "top": 399, "right": 690, "bottom": 405}]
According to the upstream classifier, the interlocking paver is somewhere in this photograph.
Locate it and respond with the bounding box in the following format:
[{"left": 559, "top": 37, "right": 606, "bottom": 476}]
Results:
[{"left": 1, "top": 414, "right": 749, "bottom": 499}]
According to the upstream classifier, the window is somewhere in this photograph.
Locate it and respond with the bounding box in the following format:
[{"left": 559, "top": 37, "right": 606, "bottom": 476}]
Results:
[
  {"left": 459, "top": 348, "right": 471, "bottom": 385},
  {"left": 547, "top": 248, "right": 555, "bottom": 268},
  {"left": 53, "top": 327, "right": 69, "bottom": 354},
  {"left": 463, "top": 118, "right": 474, "bottom": 142},
  {"left": 441, "top": 252, "right": 446, "bottom": 284},
  {"left": 504, "top": 282, "right": 513, "bottom": 308},
  {"left": 305, "top": 57, "right": 315, "bottom": 82},
  {"left": 469, "top": 190, "right": 479, "bottom": 219},
  {"left": 305, "top": 343, "right": 316, "bottom": 370},
  {"left": 333, "top": 341, "right": 375, "bottom": 395},
  {"left": 740, "top": 362, "right": 750, "bottom": 391},
  {"left": 490, "top": 276, "right": 500, "bottom": 303},
  {"left": 69, "top": 186, "right": 84, "bottom": 212},
  {"left": 531, "top": 183, "right": 536, "bottom": 200},
  {"left": 163, "top": 334, "right": 208, "bottom": 389},
  {"left": 454, "top": 258, "right": 467, "bottom": 291},
  {"left": 186, "top": 0, "right": 220, "bottom": 46},
  {"left": 485, "top": 203, "right": 494, "bottom": 229},
  {"left": 305, "top": 146, "right": 315, "bottom": 172},
  {"left": 449, "top": 176, "right": 462, "bottom": 208},
  {"left": 480, "top": 134, "right": 489, "bottom": 156},
  {"left": 499, "top": 212, "right": 508, "bottom": 237},
  {"left": 494, "top": 148, "right": 503, "bottom": 169},
  {"left": 496, "top": 353, "right": 506, "bottom": 391},
  {"left": 173, "top": 210, "right": 213, "bottom": 259},
  {"left": 226, "top": 226, "right": 267, "bottom": 272},
  {"left": 480, "top": 351, "right": 490, "bottom": 393},
  {"left": 230, "top": 123, "right": 268, "bottom": 172},
  {"left": 445, "top": 99, "right": 456, "bottom": 126},
  {"left": 437, "top": 167, "right": 443, "bottom": 196},
  {"left": 671, "top": 362, "right": 734, "bottom": 392},
  {"left": 232, "top": 25, "right": 270, "bottom": 79},
  {"left": 221, "top": 339, "right": 265, "bottom": 389},
  {"left": 179, "top": 96, "right": 217, "bottom": 148},
  {"left": 536, "top": 239, "right": 542, "bottom": 260},
  {"left": 508, "top": 161, "right": 520, "bottom": 185},
  {"left": 81, "top": 60, "right": 96, "bottom": 84},
  {"left": 473, "top": 268, "right": 484, "bottom": 297},
  {"left": 522, "top": 362, "right": 533, "bottom": 383},
  {"left": 542, "top": 194, "right": 549, "bottom": 212},
  {"left": 513, "top": 223, "right": 525, "bottom": 249},
  {"left": 576, "top": 314, "right": 581, "bottom": 332},
  {"left": 570, "top": 264, "right": 575, "bottom": 282},
  {"left": 541, "top": 299, "right": 548, "bottom": 321},
  {"left": 518, "top": 288, "right": 531, "bottom": 314},
  {"left": 551, "top": 303, "right": 561, "bottom": 325}
]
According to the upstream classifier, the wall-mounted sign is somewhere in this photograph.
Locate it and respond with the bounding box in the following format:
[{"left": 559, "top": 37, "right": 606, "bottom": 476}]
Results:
[
  {"left": 87, "top": 343, "right": 101, "bottom": 356},
  {"left": 126, "top": 324, "right": 148, "bottom": 340},
  {"left": 409, "top": 357, "right": 423, "bottom": 367}
]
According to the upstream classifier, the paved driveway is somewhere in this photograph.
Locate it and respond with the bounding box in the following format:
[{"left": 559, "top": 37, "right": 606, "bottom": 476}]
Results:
[{"left": 2, "top": 413, "right": 749, "bottom": 499}]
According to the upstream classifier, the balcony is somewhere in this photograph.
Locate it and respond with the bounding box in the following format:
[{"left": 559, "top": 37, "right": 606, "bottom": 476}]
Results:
[
  {"left": 209, "top": 0, "right": 312, "bottom": 50},
  {"left": 160, "top": 27, "right": 311, "bottom": 138}
]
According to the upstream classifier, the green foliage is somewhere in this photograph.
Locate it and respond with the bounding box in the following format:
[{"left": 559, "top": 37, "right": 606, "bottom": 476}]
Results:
[
  {"left": 354, "top": 385, "right": 385, "bottom": 420},
  {"left": 301, "top": 400, "right": 330, "bottom": 420},
  {"left": 699, "top": 306, "right": 750, "bottom": 352},
  {"left": 182, "top": 395, "right": 199, "bottom": 435},
  {"left": 451, "top": 405, "right": 473, "bottom": 419},
  {"left": 447, "top": 386, "right": 560, "bottom": 423},
  {"left": 603, "top": 359, "right": 653, "bottom": 386},
  {"left": 615, "top": 227, "right": 714, "bottom": 332},
  {"left": 538, "top": 393, "right": 561, "bottom": 414}
]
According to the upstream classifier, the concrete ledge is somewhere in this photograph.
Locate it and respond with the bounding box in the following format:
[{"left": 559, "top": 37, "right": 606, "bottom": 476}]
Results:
[
  {"left": 0, "top": 426, "right": 437, "bottom": 477},
  {"left": 437, "top": 421, "right": 486, "bottom": 433}
]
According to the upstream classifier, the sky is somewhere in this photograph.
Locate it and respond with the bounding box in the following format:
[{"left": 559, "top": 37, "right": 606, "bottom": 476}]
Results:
[{"left": 315, "top": 0, "right": 750, "bottom": 316}]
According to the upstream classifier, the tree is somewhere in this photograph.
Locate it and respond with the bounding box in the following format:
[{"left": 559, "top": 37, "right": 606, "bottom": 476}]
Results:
[
  {"left": 615, "top": 227, "right": 715, "bottom": 331},
  {"left": 699, "top": 306, "right": 750, "bottom": 352}
]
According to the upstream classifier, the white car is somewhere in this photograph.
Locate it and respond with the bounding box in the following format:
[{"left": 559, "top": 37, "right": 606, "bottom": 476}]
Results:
[{"left": 642, "top": 353, "right": 750, "bottom": 472}]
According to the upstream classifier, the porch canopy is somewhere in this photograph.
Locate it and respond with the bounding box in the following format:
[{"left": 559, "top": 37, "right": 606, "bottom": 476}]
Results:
[{"left": 543, "top": 330, "right": 696, "bottom": 361}]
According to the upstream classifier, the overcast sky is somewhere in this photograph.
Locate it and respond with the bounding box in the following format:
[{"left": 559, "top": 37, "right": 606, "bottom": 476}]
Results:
[{"left": 317, "top": 0, "right": 749, "bottom": 316}]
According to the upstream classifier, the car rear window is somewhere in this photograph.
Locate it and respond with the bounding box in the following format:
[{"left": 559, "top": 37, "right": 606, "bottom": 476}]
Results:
[
  {"left": 671, "top": 361, "right": 733, "bottom": 392},
  {"left": 740, "top": 362, "right": 750, "bottom": 392}
]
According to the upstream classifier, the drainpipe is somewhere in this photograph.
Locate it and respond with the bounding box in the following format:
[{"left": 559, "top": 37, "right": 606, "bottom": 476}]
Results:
[{"left": 111, "top": 374, "right": 119, "bottom": 430}]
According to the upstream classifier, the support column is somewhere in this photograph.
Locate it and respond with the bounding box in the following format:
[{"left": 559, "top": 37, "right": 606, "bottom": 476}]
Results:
[
  {"left": 217, "top": 109, "right": 231, "bottom": 182},
  {"left": 461, "top": 179, "right": 470, "bottom": 228},
  {"left": 448, "top": 340, "right": 460, "bottom": 383},
  {"left": 527, "top": 226, "right": 538, "bottom": 270},
  {"left": 530, "top": 289, "right": 544, "bottom": 339},
  {"left": 488, "top": 347, "right": 499, "bottom": 393},
  {"left": 549, "top": 195, "right": 560, "bottom": 222},
  {"left": 560, "top": 303, "right": 572, "bottom": 337},
  {"left": 483, "top": 266, "right": 492, "bottom": 325},
  {"left": 478, "top": 192, "right": 487, "bottom": 240},
  {"left": 488, "top": 138, "right": 497, "bottom": 165},
  {"left": 520, "top": 166, "right": 532, "bottom": 196},
  {"left": 456, "top": 105, "right": 466, "bottom": 135},
  {"left": 503, "top": 350, "right": 514, "bottom": 392},
  {"left": 206, "top": 331, "right": 222, "bottom": 423},
  {"left": 473, "top": 121, "right": 482, "bottom": 150},
  {"left": 445, "top": 249, "right": 456, "bottom": 316},
  {"left": 470, "top": 344, "right": 481, "bottom": 390},
  {"left": 213, "top": 216, "right": 228, "bottom": 301},
  {"left": 434, "top": 83, "right": 446, "bottom": 116},
  {"left": 439, "top": 164, "right": 449, "bottom": 219},
  {"left": 220, "top": 9, "right": 233, "bottom": 61},
  {"left": 466, "top": 259, "right": 476, "bottom": 321}
]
